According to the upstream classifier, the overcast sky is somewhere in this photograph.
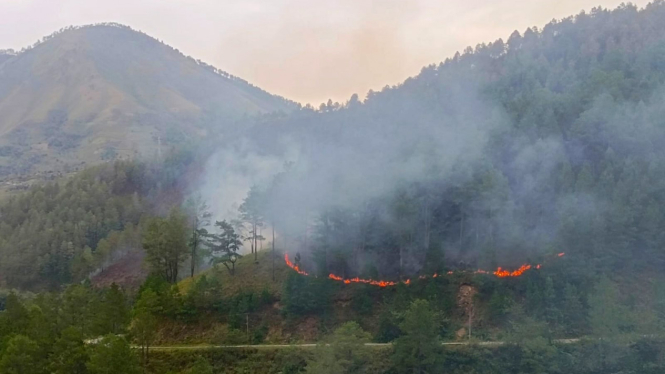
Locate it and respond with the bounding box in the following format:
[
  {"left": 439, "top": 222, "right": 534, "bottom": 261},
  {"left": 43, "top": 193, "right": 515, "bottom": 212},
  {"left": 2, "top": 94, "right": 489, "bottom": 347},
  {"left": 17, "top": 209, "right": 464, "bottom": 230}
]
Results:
[{"left": 0, "top": 0, "right": 651, "bottom": 104}]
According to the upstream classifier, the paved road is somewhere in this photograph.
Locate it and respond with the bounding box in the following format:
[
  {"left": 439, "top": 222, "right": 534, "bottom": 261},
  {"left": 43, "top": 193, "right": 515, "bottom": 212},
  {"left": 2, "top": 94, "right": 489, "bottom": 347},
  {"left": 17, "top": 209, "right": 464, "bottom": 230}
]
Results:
[{"left": 144, "top": 338, "right": 581, "bottom": 351}]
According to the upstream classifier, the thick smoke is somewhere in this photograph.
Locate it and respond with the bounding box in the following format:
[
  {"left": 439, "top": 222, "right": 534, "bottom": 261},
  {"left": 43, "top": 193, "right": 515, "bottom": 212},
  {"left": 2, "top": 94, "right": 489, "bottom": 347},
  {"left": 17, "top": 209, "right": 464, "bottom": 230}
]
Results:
[
  {"left": 197, "top": 62, "right": 665, "bottom": 277},
  {"left": 197, "top": 73, "right": 511, "bottom": 267}
]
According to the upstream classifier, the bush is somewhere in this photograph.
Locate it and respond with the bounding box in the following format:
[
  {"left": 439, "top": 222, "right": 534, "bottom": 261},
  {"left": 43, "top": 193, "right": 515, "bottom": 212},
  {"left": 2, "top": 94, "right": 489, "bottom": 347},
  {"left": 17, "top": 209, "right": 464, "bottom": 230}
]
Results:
[
  {"left": 252, "top": 324, "right": 269, "bottom": 344},
  {"left": 259, "top": 288, "right": 274, "bottom": 306},
  {"left": 223, "top": 329, "right": 248, "bottom": 345}
]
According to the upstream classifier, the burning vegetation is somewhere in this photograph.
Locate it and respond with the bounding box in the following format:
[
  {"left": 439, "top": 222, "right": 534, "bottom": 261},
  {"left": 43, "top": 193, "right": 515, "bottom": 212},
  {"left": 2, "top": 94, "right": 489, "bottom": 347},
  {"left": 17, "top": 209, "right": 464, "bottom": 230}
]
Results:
[{"left": 284, "top": 252, "right": 565, "bottom": 287}]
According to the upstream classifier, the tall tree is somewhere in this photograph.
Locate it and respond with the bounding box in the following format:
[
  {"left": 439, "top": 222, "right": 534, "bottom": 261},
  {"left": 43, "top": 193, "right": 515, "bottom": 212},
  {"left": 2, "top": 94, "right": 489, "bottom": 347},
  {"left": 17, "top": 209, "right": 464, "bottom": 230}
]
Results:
[
  {"left": 48, "top": 327, "right": 89, "bottom": 374},
  {"left": 392, "top": 190, "right": 418, "bottom": 279},
  {"left": 0, "top": 293, "right": 29, "bottom": 336},
  {"left": 130, "top": 289, "right": 159, "bottom": 367},
  {"left": 0, "top": 335, "right": 45, "bottom": 374},
  {"left": 142, "top": 208, "right": 190, "bottom": 283},
  {"left": 392, "top": 300, "right": 442, "bottom": 374},
  {"left": 94, "top": 283, "right": 130, "bottom": 335},
  {"left": 239, "top": 185, "right": 265, "bottom": 263},
  {"left": 87, "top": 335, "right": 140, "bottom": 374},
  {"left": 185, "top": 195, "right": 211, "bottom": 278},
  {"left": 306, "top": 322, "right": 372, "bottom": 374},
  {"left": 206, "top": 220, "right": 243, "bottom": 275}
]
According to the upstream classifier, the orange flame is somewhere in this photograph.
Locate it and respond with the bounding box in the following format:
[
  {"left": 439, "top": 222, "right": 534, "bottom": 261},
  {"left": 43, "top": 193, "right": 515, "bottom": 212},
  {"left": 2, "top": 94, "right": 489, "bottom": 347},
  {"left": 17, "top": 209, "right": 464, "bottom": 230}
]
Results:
[
  {"left": 284, "top": 252, "right": 565, "bottom": 287},
  {"left": 493, "top": 264, "right": 531, "bottom": 278},
  {"left": 284, "top": 253, "right": 309, "bottom": 276}
]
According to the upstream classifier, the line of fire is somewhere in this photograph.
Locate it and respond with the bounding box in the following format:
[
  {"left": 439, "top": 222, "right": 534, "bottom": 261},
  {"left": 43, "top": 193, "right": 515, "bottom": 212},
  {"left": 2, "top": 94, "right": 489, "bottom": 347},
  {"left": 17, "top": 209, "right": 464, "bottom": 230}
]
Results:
[{"left": 284, "top": 252, "right": 566, "bottom": 287}]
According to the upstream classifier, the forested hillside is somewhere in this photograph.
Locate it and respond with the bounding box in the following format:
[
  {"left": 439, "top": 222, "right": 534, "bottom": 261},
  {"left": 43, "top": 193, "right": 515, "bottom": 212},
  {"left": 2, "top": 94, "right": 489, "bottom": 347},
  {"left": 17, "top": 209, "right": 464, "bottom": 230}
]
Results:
[
  {"left": 0, "top": 149, "right": 198, "bottom": 290},
  {"left": 236, "top": 1, "right": 665, "bottom": 282}
]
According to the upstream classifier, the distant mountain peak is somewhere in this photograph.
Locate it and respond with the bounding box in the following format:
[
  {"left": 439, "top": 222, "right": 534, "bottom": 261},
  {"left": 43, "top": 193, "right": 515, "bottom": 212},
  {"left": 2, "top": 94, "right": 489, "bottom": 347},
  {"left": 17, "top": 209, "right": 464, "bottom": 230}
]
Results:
[{"left": 0, "top": 23, "right": 298, "bottom": 178}]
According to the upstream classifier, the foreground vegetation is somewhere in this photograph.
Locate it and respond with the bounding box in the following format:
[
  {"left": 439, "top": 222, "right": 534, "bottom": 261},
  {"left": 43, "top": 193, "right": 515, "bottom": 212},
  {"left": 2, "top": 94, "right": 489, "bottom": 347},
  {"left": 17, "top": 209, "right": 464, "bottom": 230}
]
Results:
[{"left": 2, "top": 281, "right": 665, "bottom": 374}]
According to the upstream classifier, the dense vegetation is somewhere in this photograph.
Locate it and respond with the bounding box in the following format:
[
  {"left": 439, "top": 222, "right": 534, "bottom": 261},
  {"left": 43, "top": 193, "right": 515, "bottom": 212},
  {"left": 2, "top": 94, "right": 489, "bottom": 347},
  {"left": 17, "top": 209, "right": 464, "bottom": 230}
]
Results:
[
  {"left": 2, "top": 284, "right": 665, "bottom": 374},
  {"left": 0, "top": 150, "right": 197, "bottom": 290},
  {"left": 243, "top": 1, "right": 665, "bottom": 282}
]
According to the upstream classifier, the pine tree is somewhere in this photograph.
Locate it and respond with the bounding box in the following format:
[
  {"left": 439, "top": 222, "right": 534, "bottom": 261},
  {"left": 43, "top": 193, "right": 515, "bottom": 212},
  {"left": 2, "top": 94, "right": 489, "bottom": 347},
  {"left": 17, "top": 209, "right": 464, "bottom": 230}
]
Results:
[
  {"left": 239, "top": 186, "right": 265, "bottom": 263},
  {"left": 185, "top": 195, "right": 211, "bottom": 278},
  {"left": 142, "top": 208, "right": 190, "bottom": 283},
  {"left": 94, "top": 283, "right": 130, "bottom": 335},
  {"left": 0, "top": 335, "right": 45, "bottom": 374},
  {"left": 206, "top": 220, "right": 242, "bottom": 275},
  {"left": 130, "top": 289, "right": 159, "bottom": 366},
  {"left": 392, "top": 300, "right": 442, "bottom": 374},
  {"left": 306, "top": 322, "right": 372, "bottom": 374},
  {"left": 87, "top": 335, "right": 140, "bottom": 374},
  {"left": 49, "top": 327, "right": 89, "bottom": 374}
]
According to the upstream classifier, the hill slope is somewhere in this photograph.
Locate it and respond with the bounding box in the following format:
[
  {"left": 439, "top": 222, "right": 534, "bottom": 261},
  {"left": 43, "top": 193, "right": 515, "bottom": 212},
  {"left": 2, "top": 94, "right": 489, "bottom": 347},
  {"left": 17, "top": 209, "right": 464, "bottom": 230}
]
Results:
[
  {"left": 0, "top": 24, "right": 296, "bottom": 177},
  {"left": 227, "top": 2, "right": 665, "bottom": 281}
]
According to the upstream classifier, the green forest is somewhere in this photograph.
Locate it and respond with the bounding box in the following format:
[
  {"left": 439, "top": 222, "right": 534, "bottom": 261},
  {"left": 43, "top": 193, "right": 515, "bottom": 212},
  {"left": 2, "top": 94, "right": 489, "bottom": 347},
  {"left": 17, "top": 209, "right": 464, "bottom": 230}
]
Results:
[{"left": 3, "top": 2, "right": 665, "bottom": 373}]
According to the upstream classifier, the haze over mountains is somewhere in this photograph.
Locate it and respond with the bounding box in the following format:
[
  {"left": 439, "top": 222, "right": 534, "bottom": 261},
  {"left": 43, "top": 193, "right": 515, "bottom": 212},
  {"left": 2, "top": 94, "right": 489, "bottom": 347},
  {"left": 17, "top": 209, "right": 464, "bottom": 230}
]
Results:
[{"left": 0, "top": 24, "right": 296, "bottom": 178}]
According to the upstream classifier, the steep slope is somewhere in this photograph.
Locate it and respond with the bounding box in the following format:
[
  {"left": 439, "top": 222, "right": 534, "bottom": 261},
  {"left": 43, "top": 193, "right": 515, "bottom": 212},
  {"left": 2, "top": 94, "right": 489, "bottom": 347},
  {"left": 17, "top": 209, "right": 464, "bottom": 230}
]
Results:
[{"left": 0, "top": 24, "right": 296, "bottom": 177}]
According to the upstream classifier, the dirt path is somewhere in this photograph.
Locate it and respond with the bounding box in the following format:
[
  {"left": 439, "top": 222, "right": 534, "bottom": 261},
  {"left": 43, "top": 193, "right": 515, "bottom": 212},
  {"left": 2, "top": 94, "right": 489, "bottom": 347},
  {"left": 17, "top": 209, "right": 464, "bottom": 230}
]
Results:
[{"left": 143, "top": 338, "right": 581, "bottom": 351}]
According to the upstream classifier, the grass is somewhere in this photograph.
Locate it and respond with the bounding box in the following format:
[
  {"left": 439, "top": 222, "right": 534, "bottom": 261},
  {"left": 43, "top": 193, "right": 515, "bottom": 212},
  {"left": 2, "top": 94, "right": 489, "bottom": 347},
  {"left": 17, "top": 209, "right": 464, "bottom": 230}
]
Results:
[{"left": 179, "top": 249, "right": 290, "bottom": 298}]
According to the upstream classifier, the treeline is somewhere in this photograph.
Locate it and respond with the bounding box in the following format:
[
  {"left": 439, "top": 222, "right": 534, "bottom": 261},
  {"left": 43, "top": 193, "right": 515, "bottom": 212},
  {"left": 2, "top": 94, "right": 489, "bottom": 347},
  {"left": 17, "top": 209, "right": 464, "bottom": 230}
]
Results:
[{"left": 0, "top": 148, "right": 198, "bottom": 290}]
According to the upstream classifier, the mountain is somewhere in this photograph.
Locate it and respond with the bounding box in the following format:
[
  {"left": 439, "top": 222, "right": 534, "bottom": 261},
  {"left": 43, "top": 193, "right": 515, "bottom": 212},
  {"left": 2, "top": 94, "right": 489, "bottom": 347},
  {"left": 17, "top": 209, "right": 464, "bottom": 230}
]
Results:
[{"left": 0, "top": 24, "right": 297, "bottom": 178}]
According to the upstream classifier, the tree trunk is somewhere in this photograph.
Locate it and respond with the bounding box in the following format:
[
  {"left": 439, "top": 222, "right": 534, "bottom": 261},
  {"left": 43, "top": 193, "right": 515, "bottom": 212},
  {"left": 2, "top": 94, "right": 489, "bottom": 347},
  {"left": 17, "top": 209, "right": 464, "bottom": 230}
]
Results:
[
  {"left": 399, "top": 246, "right": 403, "bottom": 279},
  {"left": 459, "top": 206, "right": 464, "bottom": 251},
  {"left": 488, "top": 207, "right": 494, "bottom": 248},
  {"left": 190, "top": 233, "right": 197, "bottom": 278},
  {"left": 424, "top": 200, "right": 431, "bottom": 251},
  {"left": 272, "top": 223, "right": 275, "bottom": 281}
]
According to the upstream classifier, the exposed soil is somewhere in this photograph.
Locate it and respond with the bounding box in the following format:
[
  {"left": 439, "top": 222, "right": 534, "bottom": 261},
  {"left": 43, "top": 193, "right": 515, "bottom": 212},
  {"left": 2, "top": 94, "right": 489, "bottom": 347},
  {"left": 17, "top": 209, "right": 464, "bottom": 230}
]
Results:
[{"left": 90, "top": 250, "right": 147, "bottom": 289}]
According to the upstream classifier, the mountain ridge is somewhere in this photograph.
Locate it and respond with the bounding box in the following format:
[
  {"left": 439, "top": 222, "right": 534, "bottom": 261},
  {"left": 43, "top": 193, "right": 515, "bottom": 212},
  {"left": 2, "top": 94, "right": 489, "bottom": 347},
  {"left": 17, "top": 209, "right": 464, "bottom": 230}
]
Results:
[{"left": 0, "top": 23, "right": 298, "bottom": 179}]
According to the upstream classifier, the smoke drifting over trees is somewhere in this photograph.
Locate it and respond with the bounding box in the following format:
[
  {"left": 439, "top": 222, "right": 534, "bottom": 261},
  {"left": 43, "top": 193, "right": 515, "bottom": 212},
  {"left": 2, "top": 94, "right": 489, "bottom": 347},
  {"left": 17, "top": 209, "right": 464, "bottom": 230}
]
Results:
[{"left": 199, "top": 2, "right": 665, "bottom": 280}]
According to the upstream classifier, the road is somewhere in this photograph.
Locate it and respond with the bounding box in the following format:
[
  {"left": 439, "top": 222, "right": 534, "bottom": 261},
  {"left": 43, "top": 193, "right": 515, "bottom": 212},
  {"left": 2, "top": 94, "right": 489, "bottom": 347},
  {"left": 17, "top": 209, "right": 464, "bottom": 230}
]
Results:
[{"left": 143, "top": 338, "right": 581, "bottom": 351}]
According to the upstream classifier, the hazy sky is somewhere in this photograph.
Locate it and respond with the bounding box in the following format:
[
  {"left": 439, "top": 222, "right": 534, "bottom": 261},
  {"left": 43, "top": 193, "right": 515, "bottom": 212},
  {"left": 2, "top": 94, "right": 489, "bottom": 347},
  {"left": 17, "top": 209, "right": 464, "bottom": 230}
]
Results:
[{"left": 0, "top": 0, "right": 651, "bottom": 104}]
